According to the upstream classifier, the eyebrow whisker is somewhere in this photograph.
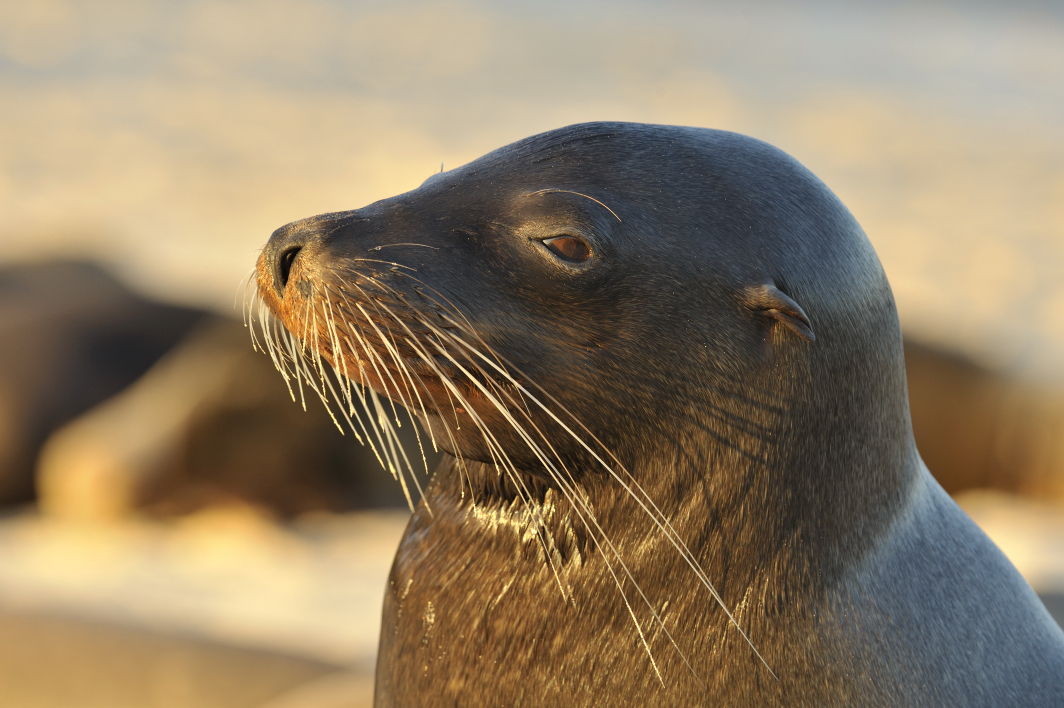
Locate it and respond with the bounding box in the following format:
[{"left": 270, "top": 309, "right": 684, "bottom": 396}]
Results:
[{"left": 527, "top": 189, "right": 622, "bottom": 222}]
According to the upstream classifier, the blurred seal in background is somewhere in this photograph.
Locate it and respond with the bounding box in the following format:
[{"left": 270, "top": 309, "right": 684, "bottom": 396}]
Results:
[
  {"left": 37, "top": 315, "right": 435, "bottom": 521},
  {"left": 0, "top": 261, "right": 203, "bottom": 506}
]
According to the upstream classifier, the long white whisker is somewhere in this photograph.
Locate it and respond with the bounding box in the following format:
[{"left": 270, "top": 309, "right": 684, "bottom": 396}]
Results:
[
  {"left": 281, "top": 329, "right": 310, "bottom": 411},
  {"left": 370, "top": 387, "right": 416, "bottom": 511},
  {"left": 354, "top": 295, "right": 435, "bottom": 477},
  {"left": 322, "top": 290, "right": 356, "bottom": 412}
]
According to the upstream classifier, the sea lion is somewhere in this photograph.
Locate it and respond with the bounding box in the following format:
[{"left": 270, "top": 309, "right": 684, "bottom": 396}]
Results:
[
  {"left": 253, "top": 122, "right": 1064, "bottom": 706},
  {"left": 0, "top": 261, "right": 204, "bottom": 506},
  {"left": 37, "top": 316, "right": 434, "bottom": 521}
]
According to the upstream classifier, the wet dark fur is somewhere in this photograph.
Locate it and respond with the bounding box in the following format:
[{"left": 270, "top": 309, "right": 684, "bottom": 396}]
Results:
[{"left": 256, "top": 123, "right": 1064, "bottom": 706}]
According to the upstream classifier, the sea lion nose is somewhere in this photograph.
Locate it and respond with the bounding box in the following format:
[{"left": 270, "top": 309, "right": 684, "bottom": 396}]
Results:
[{"left": 262, "top": 223, "right": 311, "bottom": 298}]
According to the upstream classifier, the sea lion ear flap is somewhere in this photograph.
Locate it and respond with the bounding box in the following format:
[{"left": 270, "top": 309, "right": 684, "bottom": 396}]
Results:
[{"left": 743, "top": 284, "right": 816, "bottom": 343}]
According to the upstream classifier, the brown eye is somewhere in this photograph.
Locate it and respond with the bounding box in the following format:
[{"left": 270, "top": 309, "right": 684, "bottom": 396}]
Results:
[{"left": 541, "top": 236, "right": 591, "bottom": 262}]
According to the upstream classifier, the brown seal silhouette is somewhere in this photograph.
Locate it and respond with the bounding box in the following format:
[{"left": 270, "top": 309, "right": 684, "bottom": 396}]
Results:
[
  {"left": 254, "top": 123, "right": 1064, "bottom": 706},
  {"left": 0, "top": 261, "right": 204, "bottom": 506}
]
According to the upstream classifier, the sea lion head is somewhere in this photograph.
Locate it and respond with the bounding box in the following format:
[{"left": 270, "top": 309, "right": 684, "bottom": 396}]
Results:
[{"left": 254, "top": 123, "right": 913, "bottom": 529}]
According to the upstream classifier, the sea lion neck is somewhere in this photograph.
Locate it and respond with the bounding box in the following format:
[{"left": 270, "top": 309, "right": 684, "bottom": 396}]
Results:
[
  {"left": 695, "top": 335, "right": 921, "bottom": 586},
  {"left": 420, "top": 356, "right": 922, "bottom": 594}
]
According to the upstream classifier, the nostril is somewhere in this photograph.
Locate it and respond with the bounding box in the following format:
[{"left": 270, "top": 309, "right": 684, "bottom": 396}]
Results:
[{"left": 278, "top": 246, "right": 302, "bottom": 291}]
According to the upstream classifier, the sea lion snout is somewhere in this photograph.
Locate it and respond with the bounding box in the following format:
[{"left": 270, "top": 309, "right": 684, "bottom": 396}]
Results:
[{"left": 260, "top": 213, "right": 362, "bottom": 299}]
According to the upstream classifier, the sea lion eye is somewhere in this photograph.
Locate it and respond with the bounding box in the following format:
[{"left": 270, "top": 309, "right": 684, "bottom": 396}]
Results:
[{"left": 541, "top": 235, "right": 591, "bottom": 262}]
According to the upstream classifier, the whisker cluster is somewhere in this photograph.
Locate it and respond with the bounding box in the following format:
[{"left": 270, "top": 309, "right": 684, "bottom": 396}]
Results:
[{"left": 241, "top": 260, "right": 775, "bottom": 683}]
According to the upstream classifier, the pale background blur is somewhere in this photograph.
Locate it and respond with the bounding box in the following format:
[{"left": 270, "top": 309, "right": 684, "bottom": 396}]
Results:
[
  {"left": 1, "top": 1, "right": 1063, "bottom": 706},
  {"left": 3, "top": 0, "right": 1063, "bottom": 373}
]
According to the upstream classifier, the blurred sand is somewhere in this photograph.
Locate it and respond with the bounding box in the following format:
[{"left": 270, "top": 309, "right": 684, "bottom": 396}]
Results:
[
  {"left": 0, "top": 506, "right": 408, "bottom": 666},
  {"left": 0, "top": 611, "right": 363, "bottom": 708}
]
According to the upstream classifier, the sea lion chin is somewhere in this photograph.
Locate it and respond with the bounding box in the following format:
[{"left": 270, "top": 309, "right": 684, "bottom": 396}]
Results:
[{"left": 253, "top": 122, "right": 1064, "bottom": 706}]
